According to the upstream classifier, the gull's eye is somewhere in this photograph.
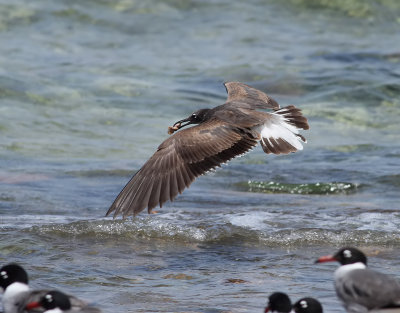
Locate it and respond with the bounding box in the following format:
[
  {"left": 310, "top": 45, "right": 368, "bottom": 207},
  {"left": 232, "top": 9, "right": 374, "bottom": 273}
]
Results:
[{"left": 192, "top": 114, "right": 198, "bottom": 119}]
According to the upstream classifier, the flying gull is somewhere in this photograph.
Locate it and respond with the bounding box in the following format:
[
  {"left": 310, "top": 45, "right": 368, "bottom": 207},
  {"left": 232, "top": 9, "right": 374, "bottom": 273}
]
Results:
[{"left": 107, "top": 82, "right": 309, "bottom": 218}]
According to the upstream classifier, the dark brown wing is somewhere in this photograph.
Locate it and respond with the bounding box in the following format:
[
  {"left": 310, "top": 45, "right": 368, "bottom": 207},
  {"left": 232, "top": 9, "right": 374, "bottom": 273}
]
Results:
[
  {"left": 106, "top": 119, "right": 258, "bottom": 218},
  {"left": 224, "top": 81, "right": 280, "bottom": 110}
]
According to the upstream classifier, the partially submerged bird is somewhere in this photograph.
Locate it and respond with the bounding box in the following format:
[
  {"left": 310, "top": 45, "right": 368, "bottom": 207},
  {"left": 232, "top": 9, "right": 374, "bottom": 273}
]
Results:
[
  {"left": 107, "top": 82, "right": 309, "bottom": 218},
  {"left": 293, "top": 298, "right": 323, "bottom": 313},
  {"left": 0, "top": 263, "right": 97, "bottom": 313},
  {"left": 26, "top": 290, "right": 101, "bottom": 313},
  {"left": 265, "top": 292, "right": 293, "bottom": 313},
  {"left": 315, "top": 247, "right": 400, "bottom": 313},
  {"left": 265, "top": 292, "right": 323, "bottom": 313}
]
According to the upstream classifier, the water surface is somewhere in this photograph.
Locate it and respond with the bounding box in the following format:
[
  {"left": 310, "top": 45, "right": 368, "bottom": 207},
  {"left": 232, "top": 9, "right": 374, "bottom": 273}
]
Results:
[{"left": 1, "top": 0, "right": 400, "bottom": 312}]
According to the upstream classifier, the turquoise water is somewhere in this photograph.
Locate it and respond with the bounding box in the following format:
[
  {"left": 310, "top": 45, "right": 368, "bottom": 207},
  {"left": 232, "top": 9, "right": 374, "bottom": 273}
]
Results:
[{"left": 1, "top": 1, "right": 400, "bottom": 312}]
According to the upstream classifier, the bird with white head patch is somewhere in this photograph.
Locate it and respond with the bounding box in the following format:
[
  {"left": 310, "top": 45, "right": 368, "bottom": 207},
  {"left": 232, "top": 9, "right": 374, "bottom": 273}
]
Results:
[
  {"left": 25, "top": 290, "right": 101, "bottom": 313},
  {"left": 264, "top": 292, "right": 323, "bottom": 313},
  {"left": 315, "top": 247, "right": 400, "bottom": 313},
  {"left": 0, "top": 263, "right": 30, "bottom": 313},
  {"left": 0, "top": 263, "right": 97, "bottom": 313},
  {"left": 293, "top": 298, "right": 323, "bottom": 313}
]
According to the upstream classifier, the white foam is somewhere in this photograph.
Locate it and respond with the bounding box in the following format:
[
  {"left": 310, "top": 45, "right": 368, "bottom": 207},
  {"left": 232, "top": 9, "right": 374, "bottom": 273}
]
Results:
[
  {"left": 357, "top": 212, "right": 399, "bottom": 232},
  {"left": 0, "top": 214, "right": 81, "bottom": 229},
  {"left": 146, "top": 214, "right": 207, "bottom": 241},
  {"left": 227, "top": 211, "right": 277, "bottom": 231}
]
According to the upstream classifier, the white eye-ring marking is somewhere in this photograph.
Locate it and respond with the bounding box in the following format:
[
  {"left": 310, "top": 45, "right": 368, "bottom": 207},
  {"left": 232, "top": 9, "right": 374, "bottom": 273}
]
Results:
[
  {"left": 45, "top": 294, "right": 53, "bottom": 303},
  {"left": 0, "top": 271, "right": 8, "bottom": 279},
  {"left": 300, "top": 300, "right": 308, "bottom": 308},
  {"left": 343, "top": 250, "right": 352, "bottom": 258}
]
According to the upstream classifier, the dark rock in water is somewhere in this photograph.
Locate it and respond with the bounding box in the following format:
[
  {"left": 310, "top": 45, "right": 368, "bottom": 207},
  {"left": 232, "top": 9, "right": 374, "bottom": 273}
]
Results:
[{"left": 225, "top": 278, "right": 248, "bottom": 284}]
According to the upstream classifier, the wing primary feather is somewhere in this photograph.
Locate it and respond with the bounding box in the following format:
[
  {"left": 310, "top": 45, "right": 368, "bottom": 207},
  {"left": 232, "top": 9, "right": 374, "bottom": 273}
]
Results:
[
  {"left": 159, "top": 172, "right": 170, "bottom": 208},
  {"left": 175, "top": 166, "right": 186, "bottom": 193},
  {"left": 148, "top": 178, "right": 161, "bottom": 213},
  {"left": 122, "top": 174, "right": 147, "bottom": 218},
  {"left": 134, "top": 176, "right": 155, "bottom": 216},
  {"left": 106, "top": 170, "right": 141, "bottom": 217},
  {"left": 169, "top": 165, "right": 178, "bottom": 201},
  {"left": 179, "top": 165, "right": 192, "bottom": 187}
]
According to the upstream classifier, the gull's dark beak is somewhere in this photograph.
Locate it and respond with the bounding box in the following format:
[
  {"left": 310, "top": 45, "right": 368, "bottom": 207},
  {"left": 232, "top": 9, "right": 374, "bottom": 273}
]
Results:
[
  {"left": 168, "top": 117, "right": 192, "bottom": 135},
  {"left": 173, "top": 117, "right": 191, "bottom": 128}
]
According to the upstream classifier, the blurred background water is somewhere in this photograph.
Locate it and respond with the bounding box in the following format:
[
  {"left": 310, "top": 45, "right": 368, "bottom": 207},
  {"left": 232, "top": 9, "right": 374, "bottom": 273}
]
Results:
[{"left": 1, "top": 0, "right": 400, "bottom": 312}]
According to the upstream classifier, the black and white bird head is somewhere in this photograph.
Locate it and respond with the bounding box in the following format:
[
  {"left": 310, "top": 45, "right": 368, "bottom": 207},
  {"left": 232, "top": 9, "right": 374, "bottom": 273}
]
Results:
[
  {"left": 265, "top": 292, "right": 292, "bottom": 313},
  {"left": 315, "top": 247, "right": 367, "bottom": 266},
  {"left": 26, "top": 290, "right": 72, "bottom": 312},
  {"left": 293, "top": 298, "right": 323, "bottom": 313},
  {"left": 315, "top": 247, "right": 400, "bottom": 313},
  {"left": 0, "top": 263, "right": 28, "bottom": 291}
]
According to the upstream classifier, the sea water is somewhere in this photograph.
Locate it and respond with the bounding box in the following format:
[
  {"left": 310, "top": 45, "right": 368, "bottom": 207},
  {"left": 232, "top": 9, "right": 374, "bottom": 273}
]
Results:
[{"left": 1, "top": 1, "right": 400, "bottom": 312}]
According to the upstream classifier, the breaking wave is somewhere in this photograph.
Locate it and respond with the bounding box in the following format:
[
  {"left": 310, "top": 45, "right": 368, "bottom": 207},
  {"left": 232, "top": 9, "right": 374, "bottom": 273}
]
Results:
[{"left": 25, "top": 209, "right": 400, "bottom": 247}]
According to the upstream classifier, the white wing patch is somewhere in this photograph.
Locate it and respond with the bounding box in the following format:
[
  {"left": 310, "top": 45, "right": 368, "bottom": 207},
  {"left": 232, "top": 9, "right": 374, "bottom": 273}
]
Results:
[{"left": 259, "top": 109, "right": 306, "bottom": 154}]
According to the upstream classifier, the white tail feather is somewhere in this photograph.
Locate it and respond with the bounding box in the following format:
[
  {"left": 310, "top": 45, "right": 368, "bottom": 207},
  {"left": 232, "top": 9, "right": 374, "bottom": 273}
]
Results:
[{"left": 260, "top": 111, "right": 305, "bottom": 153}]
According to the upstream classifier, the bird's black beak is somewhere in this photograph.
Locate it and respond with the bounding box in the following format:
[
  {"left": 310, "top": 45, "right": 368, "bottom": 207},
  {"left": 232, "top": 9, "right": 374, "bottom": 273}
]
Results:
[
  {"left": 168, "top": 117, "right": 192, "bottom": 135},
  {"left": 173, "top": 117, "right": 192, "bottom": 128}
]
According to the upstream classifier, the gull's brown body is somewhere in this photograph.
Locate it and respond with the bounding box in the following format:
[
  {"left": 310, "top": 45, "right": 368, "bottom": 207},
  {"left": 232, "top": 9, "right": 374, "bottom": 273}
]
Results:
[{"left": 107, "top": 82, "right": 309, "bottom": 218}]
